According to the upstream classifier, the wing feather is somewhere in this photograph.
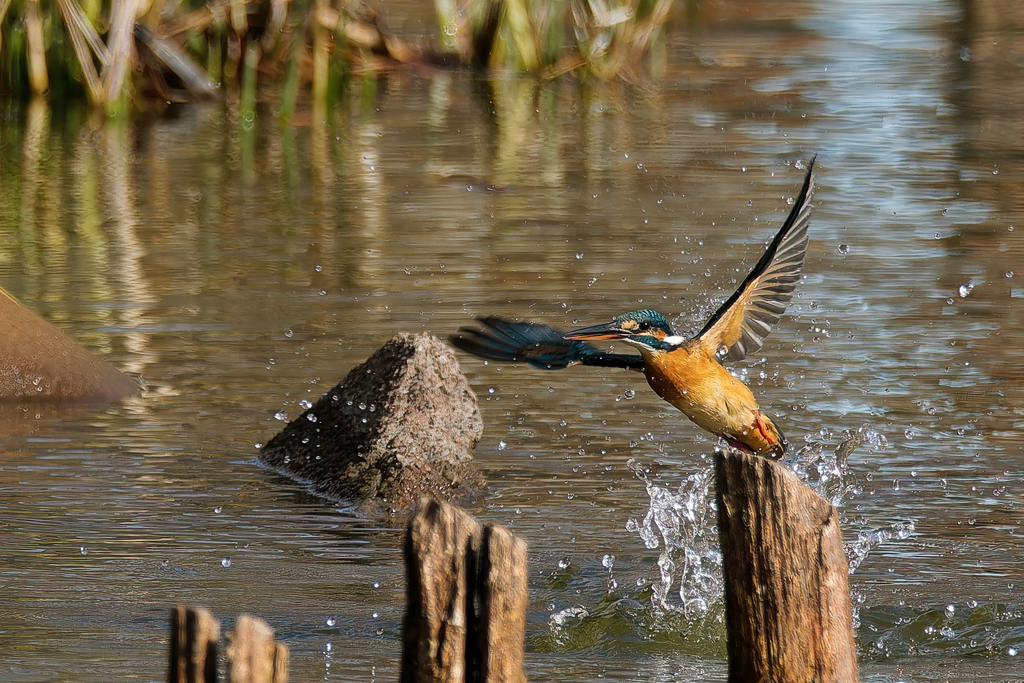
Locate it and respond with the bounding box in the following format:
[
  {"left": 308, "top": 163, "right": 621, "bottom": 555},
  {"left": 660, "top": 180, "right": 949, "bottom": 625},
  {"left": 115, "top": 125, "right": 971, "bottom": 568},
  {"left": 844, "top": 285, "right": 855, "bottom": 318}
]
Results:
[{"left": 696, "top": 157, "right": 816, "bottom": 361}]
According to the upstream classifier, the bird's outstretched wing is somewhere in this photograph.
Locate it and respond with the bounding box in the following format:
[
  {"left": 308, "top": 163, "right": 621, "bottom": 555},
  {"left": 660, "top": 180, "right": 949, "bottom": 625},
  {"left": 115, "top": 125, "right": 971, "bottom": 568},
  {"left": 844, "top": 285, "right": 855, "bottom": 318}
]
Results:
[
  {"left": 449, "top": 316, "right": 645, "bottom": 370},
  {"left": 695, "top": 157, "right": 816, "bottom": 361}
]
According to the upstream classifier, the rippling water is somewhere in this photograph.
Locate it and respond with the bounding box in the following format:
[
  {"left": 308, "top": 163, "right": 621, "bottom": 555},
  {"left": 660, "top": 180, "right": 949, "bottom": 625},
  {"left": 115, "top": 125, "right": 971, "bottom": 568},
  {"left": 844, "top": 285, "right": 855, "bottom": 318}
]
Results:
[{"left": 2, "top": 0, "right": 1023, "bottom": 680}]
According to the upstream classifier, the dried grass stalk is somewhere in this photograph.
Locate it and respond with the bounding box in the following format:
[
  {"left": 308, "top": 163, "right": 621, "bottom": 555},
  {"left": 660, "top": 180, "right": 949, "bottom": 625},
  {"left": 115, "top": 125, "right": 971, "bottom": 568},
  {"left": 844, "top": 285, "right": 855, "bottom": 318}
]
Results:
[
  {"left": 25, "top": 0, "right": 49, "bottom": 95},
  {"left": 102, "top": 0, "right": 141, "bottom": 106},
  {"left": 57, "top": 0, "right": 108, "bottom": 103}
]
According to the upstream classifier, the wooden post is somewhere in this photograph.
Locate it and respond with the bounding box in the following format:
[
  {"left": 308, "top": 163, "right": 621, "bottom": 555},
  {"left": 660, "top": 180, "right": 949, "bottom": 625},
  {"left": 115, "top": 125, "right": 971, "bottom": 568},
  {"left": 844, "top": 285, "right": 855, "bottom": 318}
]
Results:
[
  {"left": 715, "top": 449, "right": 858, "bottom": 683},
  {"left": 168, "top": 608, "right": 288, "bottom": 683},
  {"left": 227, "top": 615, "right": 290, "bottom": 683},
  {"left": 401, "top": 497, "right": 528, "bottom": 683},
  {"left": 168, "top": 605, "right": 219, "bottom": 683}
]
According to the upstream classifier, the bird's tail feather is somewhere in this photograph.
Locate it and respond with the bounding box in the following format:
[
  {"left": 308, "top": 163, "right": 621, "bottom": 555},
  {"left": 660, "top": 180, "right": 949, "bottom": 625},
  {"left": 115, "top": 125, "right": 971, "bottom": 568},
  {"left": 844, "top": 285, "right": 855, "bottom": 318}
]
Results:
[{"left": 449, "top": 316, "right": 643, "bottom": 371}]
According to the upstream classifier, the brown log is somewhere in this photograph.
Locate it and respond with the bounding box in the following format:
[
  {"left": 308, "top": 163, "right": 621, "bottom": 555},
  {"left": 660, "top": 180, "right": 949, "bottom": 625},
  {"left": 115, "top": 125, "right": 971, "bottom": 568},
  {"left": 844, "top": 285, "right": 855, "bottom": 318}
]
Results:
[
  {"left": 227, "top": 615, "right": 289, "bottom": 683},
  {"left": 168, "top": 605, "right": 219, "bottom": 683},
  {"left": 715, "top": 449, "right": 858, "bottom": 683},
  {"left": 401, "top": 497, "right": 527, "bottom": 683}
]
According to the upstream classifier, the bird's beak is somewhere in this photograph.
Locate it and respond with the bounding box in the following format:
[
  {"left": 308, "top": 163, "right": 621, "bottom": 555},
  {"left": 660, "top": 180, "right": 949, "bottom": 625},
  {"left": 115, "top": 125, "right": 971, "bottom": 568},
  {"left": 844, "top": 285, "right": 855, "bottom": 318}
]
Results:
[{"left": 564, "top": 321, "right": 629, "bottom": 341}]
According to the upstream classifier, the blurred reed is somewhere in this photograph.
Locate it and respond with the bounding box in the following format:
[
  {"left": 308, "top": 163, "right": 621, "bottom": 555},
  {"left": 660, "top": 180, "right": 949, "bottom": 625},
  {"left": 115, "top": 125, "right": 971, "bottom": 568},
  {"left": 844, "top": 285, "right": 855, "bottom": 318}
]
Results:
[{"left": 0, "top": 0, "right": 679, "bottom": 116}]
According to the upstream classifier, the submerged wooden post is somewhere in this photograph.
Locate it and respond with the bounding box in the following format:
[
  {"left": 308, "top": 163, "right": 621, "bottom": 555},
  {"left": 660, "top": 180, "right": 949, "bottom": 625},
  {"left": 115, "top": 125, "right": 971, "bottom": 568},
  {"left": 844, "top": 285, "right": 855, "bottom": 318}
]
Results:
[
  {"left": 168, "top": 605, "right": 220, "bottom": 683},
  {"left": 715, "top": 449, "right": 858, "bottom": 683},
  {"left": 401, "top": 497, "right": 528, "bottom": 683}
]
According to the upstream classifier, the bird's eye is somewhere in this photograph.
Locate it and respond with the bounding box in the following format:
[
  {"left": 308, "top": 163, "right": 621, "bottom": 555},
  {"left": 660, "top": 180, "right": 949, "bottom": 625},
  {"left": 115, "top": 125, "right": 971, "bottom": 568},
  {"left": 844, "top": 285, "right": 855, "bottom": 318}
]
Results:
[{"left": 638, "top": 321, "right": 651, "bottom": 331}]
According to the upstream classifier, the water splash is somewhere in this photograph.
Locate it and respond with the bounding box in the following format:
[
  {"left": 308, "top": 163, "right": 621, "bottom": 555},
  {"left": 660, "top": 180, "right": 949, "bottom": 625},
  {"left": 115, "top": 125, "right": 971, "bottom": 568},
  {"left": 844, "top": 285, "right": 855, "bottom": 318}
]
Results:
[
  {"left": 845, "top": 520, "right": 916, "bottom": 575},
  {"left": 625, "top": 424, "right": 911, "bottom": 629},
  {"left": 845, "top": 518, "right": 916, "bottom": 629},
  {"left": 625, "top": 459, "right": 722, "bottom": 621},
  {"left": 785, "top": 423, "right": 887, "bottom": 507}
]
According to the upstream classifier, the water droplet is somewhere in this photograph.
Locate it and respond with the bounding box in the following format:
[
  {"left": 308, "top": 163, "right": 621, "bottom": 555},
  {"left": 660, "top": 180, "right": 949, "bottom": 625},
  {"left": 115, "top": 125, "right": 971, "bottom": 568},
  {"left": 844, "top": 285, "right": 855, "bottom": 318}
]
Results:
[
  {"left": 221, "top": 558, "right": 231, "bottom": 568},
  {"left": 214, "top": 507, "right": 222, "bottom": 514},
  {"left": 624, "top": 389, "right": 636, "bottom": 400},
  {"left": 299, "top": 398, "right": 313, "bottom": 409},
  {"left": 1009, "top": 647, "right": 1018, "bottom": 656},
  {"left": 575, "top": 253, "right": 584, "bottom": 260},
  {"left": 904, "top": 430, "right": 914, "bottom": 440},
  {"left": 958, "top": 283, "right": 974, "bottom": 298},
  {"left": 558, "top": 558, "right": 570, "bottom": 569},
  {"left": 372, "top": 612, "right": 379, "bottom": 619},
  {"left": 373, "top": 581, "right": 380, "bottom": 588},
  {"left": 602, "top": 554, "right": 615, "bottom": 569},
  {"left": 497, "top": 440, "right": 507, "bottom": 451},
  {"left": 945, "top": 604, "right": 955, "bottom": 617},
  {"left": 326, "top": 617, "right": 336, "bottom": 626},
  {"left": 284, "top": 328, "right": 293, "bottom": 338},
  {"left": 1006, "top": 271, "right": 1014, "bottom": 278},
  {"left": 837, "top": 244, "right": 850, "bottom": 254},
  {"left": 80, "top": 546, "right": 87, "bottom": 555},
  {"left": 274, "top": 410, "right": 288, "bottom": 421}
]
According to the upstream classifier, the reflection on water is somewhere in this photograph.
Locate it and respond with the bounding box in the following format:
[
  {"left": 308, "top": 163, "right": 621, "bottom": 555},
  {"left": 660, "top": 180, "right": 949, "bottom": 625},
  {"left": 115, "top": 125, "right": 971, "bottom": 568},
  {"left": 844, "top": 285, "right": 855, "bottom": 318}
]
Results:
[{"left": 2, "top": 0, "right": 1024, "bottom": 680}]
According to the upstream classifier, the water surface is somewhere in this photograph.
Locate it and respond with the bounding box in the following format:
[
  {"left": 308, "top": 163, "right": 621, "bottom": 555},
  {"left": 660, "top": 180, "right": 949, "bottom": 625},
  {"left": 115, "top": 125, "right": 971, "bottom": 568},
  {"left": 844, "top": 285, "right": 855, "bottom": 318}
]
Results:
[{"left": 2, "top": 0, "right": 1024, "bottom": 680}]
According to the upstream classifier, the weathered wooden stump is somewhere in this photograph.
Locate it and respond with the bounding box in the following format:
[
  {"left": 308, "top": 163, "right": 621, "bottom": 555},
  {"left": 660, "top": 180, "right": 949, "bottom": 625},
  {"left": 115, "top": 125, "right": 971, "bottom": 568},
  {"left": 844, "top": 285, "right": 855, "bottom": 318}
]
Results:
[
  {"left": 715, "top": 449, "right": 858, "bottom": 683},
  {"left": 0, "top": 287, "right": 138, "bottom": 400},
  {"left": 401, "top": 497, "right": 527, "bottom": 683},
  {"left": 167, "top": 606, "right": 289, "bottom": 683},
  {"left": 168, "top": 605, "right": 219, "bottom": 683},
  {"left": 227, "top": 615, "right": 290, "bottom": 683},
  {"left": 259, "top": 333, "right": 485, "bottom": 513}
]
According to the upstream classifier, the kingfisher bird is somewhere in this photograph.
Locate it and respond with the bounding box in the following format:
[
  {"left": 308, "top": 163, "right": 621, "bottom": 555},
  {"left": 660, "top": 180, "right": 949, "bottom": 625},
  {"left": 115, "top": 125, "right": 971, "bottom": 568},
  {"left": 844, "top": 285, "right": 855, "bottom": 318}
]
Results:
[{"left": 450, "top": 159, "right": 816, "bottom": 458}]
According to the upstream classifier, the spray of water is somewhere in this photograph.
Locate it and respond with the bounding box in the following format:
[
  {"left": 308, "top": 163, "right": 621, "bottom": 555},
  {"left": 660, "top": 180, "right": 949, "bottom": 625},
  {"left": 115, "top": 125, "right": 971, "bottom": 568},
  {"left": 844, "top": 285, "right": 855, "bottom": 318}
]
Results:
[
  {"left": 625, "top": 424, "right": 914, "bottom": 627},
  {"left": 625, "top": 459, "right": 722, "bottom": 620}
]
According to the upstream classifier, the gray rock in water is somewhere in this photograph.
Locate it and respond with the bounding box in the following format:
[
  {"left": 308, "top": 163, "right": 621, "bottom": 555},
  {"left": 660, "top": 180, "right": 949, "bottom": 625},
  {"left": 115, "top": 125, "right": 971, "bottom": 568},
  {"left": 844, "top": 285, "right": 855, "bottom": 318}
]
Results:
[{"left": 259, "top": 333, "right": 485, "bottom": 512}]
